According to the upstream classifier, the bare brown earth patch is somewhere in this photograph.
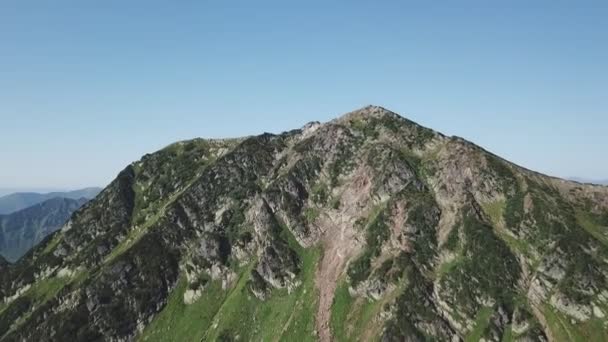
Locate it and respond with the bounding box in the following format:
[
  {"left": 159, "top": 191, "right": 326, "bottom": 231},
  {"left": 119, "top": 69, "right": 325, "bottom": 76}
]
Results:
[
  {"left": 315, "top": 213, "right": 362, "bottom": 342},
  {"left": 313, "top": 167, "right": 371, "bottom": 341}
]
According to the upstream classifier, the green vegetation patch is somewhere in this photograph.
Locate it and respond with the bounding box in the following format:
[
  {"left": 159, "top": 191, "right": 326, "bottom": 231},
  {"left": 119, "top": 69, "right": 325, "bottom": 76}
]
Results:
[
  {"left": 383, "top": 262, "right": 450, "bottom": 341},
  {"left": 483, "top": 199, "right": 505, "bottom": 226},
  {"left": 406, "top": 194, "right": 440, "bottom": 267},
  {"left": 41, "top": 233, "right": 62, "bottom": 255},
  {"left": 347, "top": 207, "right": 390, "bottom": 286},
  {"left": 485, "top": 155, "right": 517, "bottom": 194},
  {"left": 0, "top": 296, "right": 32, "bottom": 338},
  {"left": 106, "top": 181, "right": 193, "bottom": 264},
  {"left": 139, "top": 278, "right": 226, "bottom": 342},
  {"left": 501, "top": 325, "right": 513, "bottom": 342},
  {"left": 330, "top": 280, "right": 354, "bottom": 339},
  {"left": 328, "top": 141, "right": 357, "bottom": 187},
  {"left": 465, "top": 306, "right": 494, "bottom": 342},
  {"left": 27, "top": 276, "right": 70, "bottom": 303},
  {"left": 541, "top": 304, "right": 608, "bottom": 342},
  {"left": 482, "top": 199, "right": 534, "bottom": 262},
  {"left": 504, "top": 190, "right": 525, "bottom": 230},
  {"left": 439, "top": 213, "right": 520, "bottom": 317},
  {"left": 331, "top": 278, "right": 403, "bottom": 342},
  {"left": 443, "top": 224, "right": 460, "bottom": 252},
  {"left": 435, "top": 254, "right": 465, "bottom": 279},
  {"left": 303, "top": 207, "right": 320, "bottom": 224},
  {"left": 348, "top": 186, "right": 439, "bottom": 287},
  {"left": 311, "top": 182, "right": 329, "bottom": 204},
  {"left": 133, "top": 139, "right": 216, "bottom": 213},
  {"left": 495, "top": 230, "right": 534, "bottom": 262},
  {"left": 576, "top": 209, "right": 608, "bottom": 246},
  {"left": 204, "top": 247, "right": 321, "bottom": 342},
  {"left": 142, "top": 239, "right": 319, "bottom": 342}
]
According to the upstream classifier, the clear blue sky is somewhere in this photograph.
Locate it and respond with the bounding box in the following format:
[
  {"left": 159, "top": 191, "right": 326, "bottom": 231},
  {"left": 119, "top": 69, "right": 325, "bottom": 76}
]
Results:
[{"left": 1, "top": 1, "right": 607, "bottom": 189}]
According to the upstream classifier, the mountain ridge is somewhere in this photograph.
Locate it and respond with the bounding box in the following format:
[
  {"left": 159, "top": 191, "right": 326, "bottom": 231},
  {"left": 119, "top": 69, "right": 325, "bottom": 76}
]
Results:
[
  {"left": 0, "top": 106, "right": 607, "bottom": 342},
  {"left": 0, "top": 197, "right": 90, "bottom": 262},
  {"left": 567, "top": 177, "right": 608, "bottom": 186},
  {"left": 0, "top": 187, "right": 101, "bottom": 215}
]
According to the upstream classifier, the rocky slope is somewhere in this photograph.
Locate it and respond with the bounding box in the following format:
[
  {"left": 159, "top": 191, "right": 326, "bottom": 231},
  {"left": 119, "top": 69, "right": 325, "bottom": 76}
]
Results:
[
  {"left": 0, "top": 197, "right": 89, "bottom": 262},
  {"left": 1, "top": 106, "right": 607, "bottom": 342}
]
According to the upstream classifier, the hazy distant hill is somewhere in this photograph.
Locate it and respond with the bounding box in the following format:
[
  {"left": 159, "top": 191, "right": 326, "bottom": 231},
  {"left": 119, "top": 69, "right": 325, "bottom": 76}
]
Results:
[
  {"left": 568, "top": 177, "right": 608, "bottom": 185},
  {"left": 0, "top": 187, "right": 101, "bottom": 214},
  {"left": 0, "top": 188, "right": 65, "bottom": 197},
  {"left": 0, "top": 197, "right": 89, "bottom": 262}
]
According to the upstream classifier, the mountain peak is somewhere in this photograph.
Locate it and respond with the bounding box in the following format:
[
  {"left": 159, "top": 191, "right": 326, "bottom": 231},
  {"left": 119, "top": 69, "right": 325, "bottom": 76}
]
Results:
[{"left": 335, "top": 104, "right": 397, "bottom": 122}]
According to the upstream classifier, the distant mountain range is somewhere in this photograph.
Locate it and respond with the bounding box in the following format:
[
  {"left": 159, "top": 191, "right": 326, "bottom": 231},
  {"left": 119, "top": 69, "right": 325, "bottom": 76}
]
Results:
[
  {"left": 0, "top": 188, "right": 67, "bottom": 197},
  {"left": 568, "top": 177, "right": 608, "bottom": 185},
  {"left": 0, "top": 197, "right": 90, "bottom": 262},
  {"left": 0, "top": 188, "right": 100, "bottom": 261},
  {"left": 0, "top": 187, "right": 101, "bottom": 214}
]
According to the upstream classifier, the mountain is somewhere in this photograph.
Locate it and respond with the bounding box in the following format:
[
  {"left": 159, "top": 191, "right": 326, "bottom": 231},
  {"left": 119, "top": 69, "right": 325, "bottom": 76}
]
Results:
[
  {"left": 0, "top": 255, "right": 7, "bottom": 271},
  {"left": 0, "top": 188, "right": 66, "bottom": 198},
  {"left": 1, "top": 106, "right": 608, "bottom": 341},
  {"left": 0, "top": 197, "right": 89, "bottom": 262},
  {"left": 568, "top": 178, "right": 608, "bottom": 186},
  {"left": 0, "top": 187, "right": 101, "bottom": 215}
]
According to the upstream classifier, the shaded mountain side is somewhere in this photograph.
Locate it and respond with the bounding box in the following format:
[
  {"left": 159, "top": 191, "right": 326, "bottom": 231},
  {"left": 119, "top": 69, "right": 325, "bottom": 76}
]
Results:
[
  {"left": 0, "top": 188, "right": 101, "bottom": 215},
  {"left": 1, "top": 106, "right": 607, "bottom": 342},
  {"left": 0, "top": 256, "right": 7, "bottom": 271},
  {"left": 0, "top": 197, "right": 89, "bottom": 262}
]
